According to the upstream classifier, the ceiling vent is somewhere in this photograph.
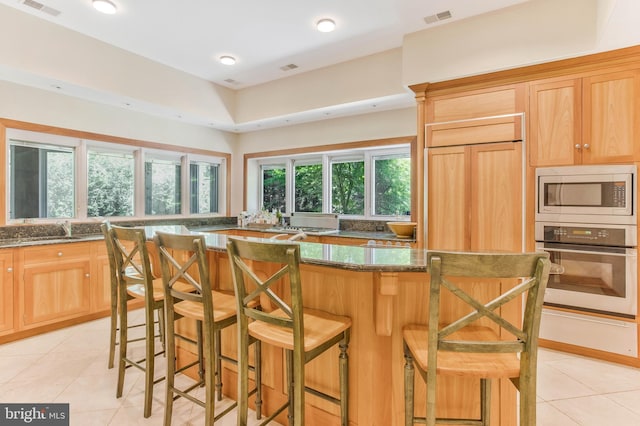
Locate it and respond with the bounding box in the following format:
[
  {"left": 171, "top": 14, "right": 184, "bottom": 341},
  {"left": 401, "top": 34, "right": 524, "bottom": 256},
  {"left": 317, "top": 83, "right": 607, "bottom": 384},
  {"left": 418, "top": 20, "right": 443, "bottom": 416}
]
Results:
[
  {"left": 22, "top": 0, "right": 61, "bottom": 16},
  {"left": 280, "top": 64, "right": 299, "bottom": 72},
  {"left": 424, "top": 10, "right": 452, "bottom": 24},
  {"left": 224, "top": 78, "right": 239, "bottom": 85}
]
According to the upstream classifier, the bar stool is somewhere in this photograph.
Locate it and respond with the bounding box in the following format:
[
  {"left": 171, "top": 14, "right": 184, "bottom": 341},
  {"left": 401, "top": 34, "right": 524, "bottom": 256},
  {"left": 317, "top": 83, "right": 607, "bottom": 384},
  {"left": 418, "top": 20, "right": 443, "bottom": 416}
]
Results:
[
  {"left": 102, "top": 222, "right": 148, "bottom": 370},
  {"left": 154, "top": 231, "right": 261, "bottom": 426},
  {"left": 108, "top": 225, "right": 190, "bottom": 418},
  {"left": 227, "top": 237, "right": 352, "bottom": 426},
  {"left": 402, "top": 251, "right": 551, "bottom": 426}
]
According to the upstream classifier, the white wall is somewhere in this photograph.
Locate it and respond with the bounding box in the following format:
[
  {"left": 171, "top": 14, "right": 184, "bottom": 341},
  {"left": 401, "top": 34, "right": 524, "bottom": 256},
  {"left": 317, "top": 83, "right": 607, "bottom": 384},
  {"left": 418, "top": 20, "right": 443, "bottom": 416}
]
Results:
[{"left": 0, "top": 80, "right": 236, "bottom": 152}]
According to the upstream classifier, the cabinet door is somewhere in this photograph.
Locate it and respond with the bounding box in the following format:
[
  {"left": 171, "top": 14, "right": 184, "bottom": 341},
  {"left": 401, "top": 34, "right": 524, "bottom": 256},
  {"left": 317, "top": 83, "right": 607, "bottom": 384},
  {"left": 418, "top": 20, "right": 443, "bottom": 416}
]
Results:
[
  {"left": 0, "top": 251, "right": 15, "bottom": 334},
  {"left": 92, "top": 241, "right": 112, "bottom": 313},
  {"left": 583, "top": 70, "right": 640, "bottom": 164},
  {"left": 529, "top": 78, "right": 582, "bottom": 166},
  {"left": 427, "top": 145, "right": 468, "bottom": 250},
  {"left": 426, "top": 85, "right": 524, "bottom": 147},
  {"left": 21, "top": 244, "right": 92, "bottom": 329},
  {"left": 470, "top": 142, "right": 523, "bottom": 252},
  {"left": 427, "top": 142, "right": 523, "bottom": 252}
]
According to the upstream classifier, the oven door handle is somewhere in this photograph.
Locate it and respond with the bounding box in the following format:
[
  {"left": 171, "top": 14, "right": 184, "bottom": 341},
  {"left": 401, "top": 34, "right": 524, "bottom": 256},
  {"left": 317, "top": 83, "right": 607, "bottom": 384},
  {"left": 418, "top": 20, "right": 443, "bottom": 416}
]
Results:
[{"left": 539, "top": 247, "right": 637, "bottom": 257}]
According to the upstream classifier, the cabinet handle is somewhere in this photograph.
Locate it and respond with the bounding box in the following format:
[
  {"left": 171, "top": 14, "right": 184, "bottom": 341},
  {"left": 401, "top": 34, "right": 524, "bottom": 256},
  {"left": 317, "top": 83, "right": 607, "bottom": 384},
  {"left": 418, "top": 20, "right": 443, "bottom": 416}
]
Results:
[
  {"left": 574, "top": 144, "right": 582, "bottom": 149},
  {"left": 57, "top": 252, "right": 63, "bottom": 257},
  {"left": 7, "top": 267, "right": 12, "bottom": 272},
  {"left": 583, "top": 143, "right": 590, "bottom": 149},
  {"left": 85, "top": 273, "right": 90, "bottom": 278}
]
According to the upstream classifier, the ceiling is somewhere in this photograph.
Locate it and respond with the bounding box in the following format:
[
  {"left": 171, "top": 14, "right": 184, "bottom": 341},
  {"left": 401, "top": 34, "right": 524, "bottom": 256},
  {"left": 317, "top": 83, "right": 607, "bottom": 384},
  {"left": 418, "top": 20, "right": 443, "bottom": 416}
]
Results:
[{"left": 0, "top": 0, "right": 529, "bottom": 131}]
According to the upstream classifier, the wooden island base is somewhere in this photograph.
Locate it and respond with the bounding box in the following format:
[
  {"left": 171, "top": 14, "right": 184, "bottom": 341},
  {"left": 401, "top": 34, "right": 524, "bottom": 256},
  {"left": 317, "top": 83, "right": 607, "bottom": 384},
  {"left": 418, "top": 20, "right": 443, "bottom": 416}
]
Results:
[{"left": 175, "top": 249, "right": 519, "bottom": 426}]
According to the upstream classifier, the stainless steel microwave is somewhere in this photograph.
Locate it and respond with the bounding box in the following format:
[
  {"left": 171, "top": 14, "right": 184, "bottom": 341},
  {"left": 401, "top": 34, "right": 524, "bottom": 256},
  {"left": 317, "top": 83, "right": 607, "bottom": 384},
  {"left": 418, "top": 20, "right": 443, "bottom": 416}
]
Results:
[{"left": 536, "top": 165, "right": 636, "bottom": 225}]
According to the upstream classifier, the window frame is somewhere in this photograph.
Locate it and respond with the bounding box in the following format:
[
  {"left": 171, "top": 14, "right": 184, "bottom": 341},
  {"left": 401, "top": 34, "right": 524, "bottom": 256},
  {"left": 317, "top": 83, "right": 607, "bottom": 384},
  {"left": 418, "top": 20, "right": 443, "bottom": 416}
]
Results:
[
  {"left": 252, "top": 138, "right": 413, "bottom": 220},
  {"left": 3, "top": 125, "right": 229, "bottom": 224}
]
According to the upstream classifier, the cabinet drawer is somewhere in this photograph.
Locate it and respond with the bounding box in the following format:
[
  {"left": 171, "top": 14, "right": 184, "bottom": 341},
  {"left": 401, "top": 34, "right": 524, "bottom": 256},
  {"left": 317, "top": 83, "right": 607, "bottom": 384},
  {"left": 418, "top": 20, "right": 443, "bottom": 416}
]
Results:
[{"left": 23, "top": 242, "right": 93, "bottom": 264}]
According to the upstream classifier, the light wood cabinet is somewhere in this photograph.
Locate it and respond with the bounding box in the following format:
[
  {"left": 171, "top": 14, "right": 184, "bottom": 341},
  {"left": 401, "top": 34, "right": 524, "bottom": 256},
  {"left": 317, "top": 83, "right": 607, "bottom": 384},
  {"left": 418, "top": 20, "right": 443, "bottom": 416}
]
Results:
[
  {"left": 0, "top": 250, "right": 15, "bottom": 335},
  {"left": 92, "top": 240, "right": 112, "bottom": 313},
  {"left": 427, "top": 142, "right": 523, "bottom": 252},
  {"left": 19, "top": 243, "right": 92, "bottom": 329},
  {"left": 426, "top": 84, "right": 525, "bottom": 147},
  {"left": 529, "top": 70, "right": 640, "bottom": 166}
]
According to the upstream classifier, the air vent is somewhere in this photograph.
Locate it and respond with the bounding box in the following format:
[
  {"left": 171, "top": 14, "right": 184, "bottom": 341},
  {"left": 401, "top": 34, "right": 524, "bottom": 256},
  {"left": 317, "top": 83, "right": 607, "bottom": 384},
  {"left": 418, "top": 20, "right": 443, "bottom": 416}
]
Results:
[
  {"left": 224, "top": 78, "right": 239, "bottom": 84},
  {"left": 424, "top": 10, "right": 452, "bottom": 24},
  {"left": 280, "top": 64, "right": 299, "bottom": 72},
  {"left": 22, "top": 0, "right": 61, "bottom": 16}
]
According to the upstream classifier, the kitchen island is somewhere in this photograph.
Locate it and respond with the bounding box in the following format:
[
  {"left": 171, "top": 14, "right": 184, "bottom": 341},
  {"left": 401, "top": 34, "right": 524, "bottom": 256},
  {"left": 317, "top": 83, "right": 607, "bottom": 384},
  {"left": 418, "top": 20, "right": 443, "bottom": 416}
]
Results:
[{"left": 161, "top": 227, "right": 518, "bottom": 426}]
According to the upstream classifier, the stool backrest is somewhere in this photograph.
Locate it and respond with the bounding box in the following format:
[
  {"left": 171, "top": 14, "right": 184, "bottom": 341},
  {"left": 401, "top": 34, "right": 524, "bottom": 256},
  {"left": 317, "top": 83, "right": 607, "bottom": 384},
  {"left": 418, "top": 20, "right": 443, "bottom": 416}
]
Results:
[
  {"left": 227, "top": 237, "right": 304, "bottom": 344},
  {"left": 154, "top": 231, "right": 213, "bottom": 319},
  {"left": 426, "top": 251, "right": 551, "bottom": 360},
  {"left": 108, "top": 226, "right": 152, "bottom": 282}
]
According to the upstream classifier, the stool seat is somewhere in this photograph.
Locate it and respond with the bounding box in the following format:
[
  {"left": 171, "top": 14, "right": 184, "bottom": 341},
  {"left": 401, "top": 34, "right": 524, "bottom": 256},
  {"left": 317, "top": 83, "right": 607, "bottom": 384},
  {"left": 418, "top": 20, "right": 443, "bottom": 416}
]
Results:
[
  {"left": 403, "top": 325, "right": 521, "bottom": 379},
  {"left": 249, "top": 308, "right": 351, "bottom": 352},
  {"left": 126, "top": 279, "right": 191, "bottom": 301},
  {"left": 173, "top": 291, "right": 238, "bottom": 322}
]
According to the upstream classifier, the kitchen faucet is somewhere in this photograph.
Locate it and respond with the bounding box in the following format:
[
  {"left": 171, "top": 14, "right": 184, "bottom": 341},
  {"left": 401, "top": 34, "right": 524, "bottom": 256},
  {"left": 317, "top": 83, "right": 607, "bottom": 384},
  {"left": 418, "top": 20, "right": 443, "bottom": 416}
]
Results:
[{"left": 60, "top": 220, "right": 72, "bottom": 237}]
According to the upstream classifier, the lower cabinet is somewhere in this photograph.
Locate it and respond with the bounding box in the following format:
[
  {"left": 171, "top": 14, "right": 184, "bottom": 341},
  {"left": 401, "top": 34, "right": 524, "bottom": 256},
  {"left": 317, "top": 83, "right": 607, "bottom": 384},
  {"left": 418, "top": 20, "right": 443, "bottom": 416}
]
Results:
[
  {"left": 20, "top": 243, "right": 93, "bottom": 329},
  {"left": 92, "top": 240, "right": 113, "bottom": 313},
  {"left": 0, "top": 250, "right": 15, "bottom": 336}
]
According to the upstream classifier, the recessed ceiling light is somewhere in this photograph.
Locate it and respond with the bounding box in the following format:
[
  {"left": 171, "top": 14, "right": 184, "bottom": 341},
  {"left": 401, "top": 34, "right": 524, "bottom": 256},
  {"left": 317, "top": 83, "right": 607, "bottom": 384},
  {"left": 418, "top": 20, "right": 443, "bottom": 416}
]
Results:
[
  {"left": 316, "top": 19, "right": 336, "bottom": 33},
  {"left": 92, "top": 0, "right": 117, "bottom": 14},
  {"left": 219, "top": 56, "right": 236, "bottom": 65}
]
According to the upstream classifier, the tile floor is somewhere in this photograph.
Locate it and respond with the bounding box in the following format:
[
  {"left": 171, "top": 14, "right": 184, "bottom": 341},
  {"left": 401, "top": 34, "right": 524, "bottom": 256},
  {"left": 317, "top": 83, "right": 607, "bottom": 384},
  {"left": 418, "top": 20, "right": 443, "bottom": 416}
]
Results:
[{"left": 2, "top": 312, "right": 640, "bottom": 425}]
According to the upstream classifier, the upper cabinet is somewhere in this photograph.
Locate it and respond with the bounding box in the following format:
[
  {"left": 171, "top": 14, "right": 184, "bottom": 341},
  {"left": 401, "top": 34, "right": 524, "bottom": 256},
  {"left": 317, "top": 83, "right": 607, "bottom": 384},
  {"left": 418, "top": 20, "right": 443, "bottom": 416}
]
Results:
[
  {"left": 425, "top": 84, "right": 525, "bottom": 147},
  {"left": 529, "top": 69, "right": 640, "bottom": 166}
]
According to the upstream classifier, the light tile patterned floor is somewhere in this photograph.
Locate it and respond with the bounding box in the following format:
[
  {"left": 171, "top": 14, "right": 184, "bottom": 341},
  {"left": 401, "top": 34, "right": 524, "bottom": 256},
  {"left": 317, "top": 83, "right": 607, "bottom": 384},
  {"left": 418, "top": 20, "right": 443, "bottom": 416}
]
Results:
[{"left": 2, "top": 312, "right": 640, "bottom": 425}]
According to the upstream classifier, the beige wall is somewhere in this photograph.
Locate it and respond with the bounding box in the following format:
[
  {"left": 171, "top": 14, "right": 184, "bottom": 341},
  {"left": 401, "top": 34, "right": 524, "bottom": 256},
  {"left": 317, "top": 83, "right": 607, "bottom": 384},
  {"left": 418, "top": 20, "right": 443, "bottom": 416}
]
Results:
[
  {"left": 0, "top": 80, "right": 236, "bottom": 152},
  {"left": 234, "top": 107, "right": 416, "bottom": 213},
  {"left": 402, "top": 0, "right": 599, "bottom": 86},
  {"left": 235, "top": 49, "right": 407, "bottom": 123},
  {"left": 0, "top": 3, "right": 236, "bottom": 128}
]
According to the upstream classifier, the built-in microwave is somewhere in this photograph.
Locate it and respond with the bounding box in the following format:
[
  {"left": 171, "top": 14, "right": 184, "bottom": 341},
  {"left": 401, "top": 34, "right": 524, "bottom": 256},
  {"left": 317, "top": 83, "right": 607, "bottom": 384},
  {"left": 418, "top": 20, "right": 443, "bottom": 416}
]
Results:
[{"left": 536, "top": 165, "right": 636, "bottom": 225}]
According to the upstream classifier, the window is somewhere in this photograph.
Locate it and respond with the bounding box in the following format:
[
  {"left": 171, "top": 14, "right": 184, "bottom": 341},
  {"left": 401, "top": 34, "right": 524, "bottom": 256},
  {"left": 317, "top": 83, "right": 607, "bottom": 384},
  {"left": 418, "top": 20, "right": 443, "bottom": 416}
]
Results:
[
  {"left": 87, "top": 149, "right": 134, "bottom": 217},
  {"left": 9, "top": 142, "right": 75, "bottom": 219},
  {"left": 144, "top": 156, "right": 182, "bottom": 216},
  {"left": 190, "top": 161, "right": 219, "bottom": 214},
  {"left": 254, "top": 142, "right": 411, "bottom": 218},
  {"left": 261, "top": 164, "right": 286, "bottom": 213},
  {"left": 373, "top": 153, "right": 411, "bottom": 216},
  {"left": 294, "top": 161, "right": 322, "bottom": 212},
  {"left": 6, "top": 128, "right": 227, "bottom": 222},
  {"left": 331, "top": 158, "right": 364, "bottom": 215}
]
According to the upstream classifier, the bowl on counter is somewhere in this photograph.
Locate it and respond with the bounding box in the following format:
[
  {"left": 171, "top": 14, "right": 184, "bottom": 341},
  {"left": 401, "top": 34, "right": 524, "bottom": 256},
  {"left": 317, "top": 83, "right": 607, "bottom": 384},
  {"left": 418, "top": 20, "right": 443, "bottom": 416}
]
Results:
[{"left": 386, "top": 222, "right": 417, "bottom": 239}]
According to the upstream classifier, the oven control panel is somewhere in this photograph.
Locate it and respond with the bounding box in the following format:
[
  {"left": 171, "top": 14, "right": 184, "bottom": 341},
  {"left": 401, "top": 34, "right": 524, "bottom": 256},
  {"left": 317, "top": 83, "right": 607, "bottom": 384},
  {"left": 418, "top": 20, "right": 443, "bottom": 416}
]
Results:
[{"left": 539, "top": 225, "right": 627, "bottom": 246}]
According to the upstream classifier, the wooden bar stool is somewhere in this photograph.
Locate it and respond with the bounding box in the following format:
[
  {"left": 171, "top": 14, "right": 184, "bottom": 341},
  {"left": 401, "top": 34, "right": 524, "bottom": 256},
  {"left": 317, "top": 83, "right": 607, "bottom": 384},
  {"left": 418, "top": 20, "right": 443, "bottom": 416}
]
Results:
[
  {"left": 102, "top": 222, "right": 149, "bottom": 370},
  {"left": 227, "top": 237, "right": 352, "bottom": 426},
  {"left": 108, "top": 225, "right": 189, "bottom": 418},
  {"left": 154, "top": 231, "right": 261, "bottom": 426},
  {"left": 402, "top": 251, "right": 551, "bottom": 426}
]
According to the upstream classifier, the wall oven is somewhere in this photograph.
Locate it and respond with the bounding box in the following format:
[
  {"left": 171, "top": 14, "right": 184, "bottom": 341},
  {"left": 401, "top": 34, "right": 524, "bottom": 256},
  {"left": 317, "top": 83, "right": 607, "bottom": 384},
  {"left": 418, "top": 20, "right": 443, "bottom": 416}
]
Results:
[
  {"left": 535, "top": 222, "right": 637, "bottom": 317},
  {"left": 535, "top": 164, "right": 638, "bottom": 356}
]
